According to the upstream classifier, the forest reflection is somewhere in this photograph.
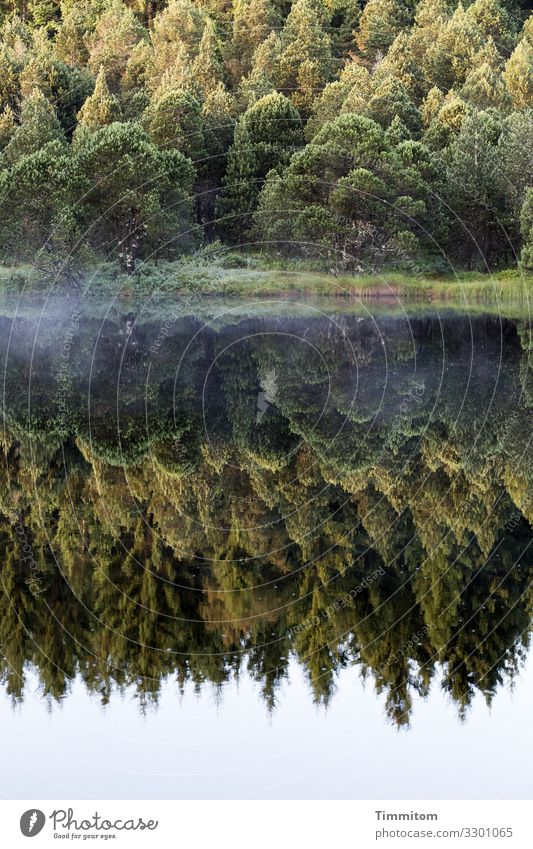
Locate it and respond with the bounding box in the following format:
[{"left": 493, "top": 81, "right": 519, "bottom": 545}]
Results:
[{"left": 0, "top": 304, "right": 531, "bottom": 727}]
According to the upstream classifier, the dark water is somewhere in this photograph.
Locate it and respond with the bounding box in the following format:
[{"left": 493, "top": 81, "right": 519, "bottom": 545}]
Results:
[{"left": 0, "top": 297, "right": 531, "bottom": 798}]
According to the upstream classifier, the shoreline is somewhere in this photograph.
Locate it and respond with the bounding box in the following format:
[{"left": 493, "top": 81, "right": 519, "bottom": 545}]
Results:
[{"left": 0, "top": 265, "right": 532, "bottom": 311}]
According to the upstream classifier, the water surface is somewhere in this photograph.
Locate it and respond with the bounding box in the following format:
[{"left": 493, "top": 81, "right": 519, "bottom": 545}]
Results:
[{"left": 0, "top": 297, "right": 531, "bottom": 798}]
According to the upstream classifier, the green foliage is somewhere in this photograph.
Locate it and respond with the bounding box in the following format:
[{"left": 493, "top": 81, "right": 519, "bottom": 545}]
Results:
[
  {"left": 520, "top": 187, "right": 533, "bottom": 269},
  {"left": 86, "top": 0, "right": 147, "bottom": 92},
  {"left": 0, "top": 139, "right": 81, "bottom": 261},
  {"left": 2, "top": 88, "right": 65, "bottom": 163},
  {"left": 276, "top": 0, "right": 334, "bottom": 116},
  {"left": 191, "top": 16, "right": 225, "bottom": 97},
  {"left": 142, "top": 85, "right": 205, "bottom": 162},
  {"left": 216, "top": 91, "right": 303, "bottom": 240},
  {"left": 445, "top": 108, "right": 509, "bottom": 267},
  {"left": 0, "top": 0, "right": 530, "bottom": 274},
  {"left": 230, "top": 0, "right": 280, "bottom": 81},
  {"left": 255, "top": 112, "right": 444, "bottom": 268},
  {"left": 76, "top": 65, "right": 121, "bottom": 132},
  {"left": 356, "top": 0, "right": 412, "bottom": 61},
  {"left": 74, "top": 121, "right": 197, "bottom": 270},
  {"left": 504, "top": 19, "right": 533, "bottom": 109}
]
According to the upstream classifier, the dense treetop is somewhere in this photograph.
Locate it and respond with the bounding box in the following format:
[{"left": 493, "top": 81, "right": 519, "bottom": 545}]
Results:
[{"left": 0, "top": 0, "right": 532, "bottom": 272}]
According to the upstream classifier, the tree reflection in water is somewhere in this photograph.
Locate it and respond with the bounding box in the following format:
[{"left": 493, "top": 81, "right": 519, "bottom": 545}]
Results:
[{"left": 0, "top": 304, "right": 531, "bottom": 727}]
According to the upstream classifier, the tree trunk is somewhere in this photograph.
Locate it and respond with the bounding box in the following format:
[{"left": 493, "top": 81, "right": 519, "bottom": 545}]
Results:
[{"left": 118, "top": 208, "right": 144, "bottom": 275}]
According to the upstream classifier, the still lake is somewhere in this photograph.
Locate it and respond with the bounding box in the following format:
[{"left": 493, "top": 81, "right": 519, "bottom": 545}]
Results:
[{"left": 0, "top": 294, "right": 531, "bottom": 799}]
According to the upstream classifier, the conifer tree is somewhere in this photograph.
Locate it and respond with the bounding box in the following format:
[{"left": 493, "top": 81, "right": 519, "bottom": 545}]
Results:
[
  {"left": 420, "top": 85, "right": 445, "bottom": 126},
  {"left": 3, "top": 89, "right": 66, "bottom": 164},
  {"left": 202, "top": 80, "right": 236, "bottom": 192},
  {"left": 423, "top": 91, "right": 469, "bottom": 147},
  {"left": 520, "top": 187, "right": 533, "bottom": 269},
  {"left": 356, "top": 0, "right": 412, "bottom": 62},
  {"left": 365, "top": 77, "right": 422, "bottom": 135},
  {"left": 31, "top": 0, "right": 62, "bottom": 34},
  {"left": 0, "top": 12, "right": 32, "bottom": 63},
  {"left": 74, "top": 121, "right": 196, "bottom": 271},
  {"left": 0, "top": 139, "right": 82, "bottom": 262},
  {"left": 87, "top": 0, "right": 147, "bottom": 92},
  {"left": 0, "top": 45, "right": 19, "bottom": 112},
  {"left": 424, "top": 3, "right": 483, "bottom": 91},
  {"left": 231, "top": 0, "right": 281, "bottom": 80},
  {"left": 237, "top": 31, "right": 279, "bottom": 107},
  {"left": 191, "top": 18, "right": 225, "bottom": 98},
  {"left": 142, "top": 86, "right": 205, "bottom": 163},
  {"left": 120, "top": 39, "right": 153, "bottom": 119},
  {"left": 497, "top": 108, "right": 533, "bottom": 215},
  {"left": 76, "top": 66, "right": 121, "bottom": 134},
  {"left": 504, "top": 23, "right": 533, "bottom": 109},
  {"left": 307, "top": 62, "right": 372, "bottom": 137},
  {"left": 19, "top": 29, "right": 93, "bottom": 133},
  {"left": 216, "top": 91, "right": 303, "bottom": 240},
  {"left": 461, "top": 40, "right": 511, "bottom": 110},
  {"left": 148, "top": 0, "right": 206, "bottom": 90},
  {"left": 0, "top": 103, "right": 15, "bottom": 150},
  {"left": 277, "top": 0, "right": 333, "bottom": 115},
  {"left": 445, "top": 109, "right": 505, "bottom": 266},
  {"left": 54, "top": 5, "right": 92, "bottom": 66},
  {"left": 374, "top": 31, "right": 428, "bottom": 101},
  {"left": 465, "top": 0, "right": 516, "bottom": 56}
]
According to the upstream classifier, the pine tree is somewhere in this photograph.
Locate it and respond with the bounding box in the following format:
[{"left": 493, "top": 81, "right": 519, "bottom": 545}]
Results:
[
  {"left": 445, "top": 109, "right": 505, "bottom": 267},
  {"left": 87, "top": 0, "right": 147, "bottom": 93},
  {"left": 0, "top": 139, "right": 82, "bottom": 263},
  {"left": 148, "top": 0, "right": 206, "bottom": 91},
  {"left": 197, "top": 81, "right": 237, "bottom": 229},
  {"left": 0, "top": 13, "right": 32, "bottom": 63},
  {"left": 3, "top": 89, "right": 66, "bottom": 165},
  {"left": 255, "top": 112, "right": 442, "bottom": 268},
  {"left": 461, "top": 40, "right": 511, "bottom": 110},
  {"left": 375, "top": 31, "right": 428, "bottom": 101},
  {"left": 120, "top": 39, "right": 153, "bottom": 119},
  {"left": 76, "top": 67, "right": 121, "bottom": 134},
  {"left": 277, "top": 0, "right": 334, "bottom": 116},
  {"left": 504, "top": 26, "right": 533, "bottom": 109},
  {"left": 55, "top": 5, "right": 92, "bottom": 66},
  {"left": 356, "top": 0, "right": 412, "bottom": 62},
  {"left": 520, "top": 187, "right": 533, "bottom": 269},
  {"left": 191, "top": 18, "right": 225, "bottom": 98},
  {"left": 230, "top": 0, "right": 281, "bottom": 80},
  {"left": 19, "top": 29, "right": 93, "bottom": 134},
  {"left": 307, "top": 62, "right": 372, "bottom": 138},
  {"left": 422, "top": 90, "right": 469, "bottom": 147},
  {"left": 465, "top": 0, "right": 516, "bottom": 56},
  {"left": 74, "top": 121, "right": 196, "bottom": 271},
  {"left": 0, "top": 104, "right": 15, "bottom": 151},
  {"left": 424, "top": 3, "right": 483, "bottom": 92},
  {"left": 142, "top": 86, "right": 206, "bottom": 163},
  {"left": 497, "top": 108, "right": 533, "bottom": 216},
  {"left": 237, "top": 30, "right": 280, "bottom": 107},
  {"left": 31, "top": 0, "right": 62, "bottom": 34},
  {"left": 365, "top": 77, "right": 422, "bottom": 136},
  {"left": 0, "top": 45, "right": 19, "bottom": 112},
  {"left": 216, "top": 91, "right": 304, "bottom": 240},
  {"left": 329, "top": 0, "right": 360, "bottom": 58},
  {"left": 420, "top": 85, "right": 445, "bottom": 126}
]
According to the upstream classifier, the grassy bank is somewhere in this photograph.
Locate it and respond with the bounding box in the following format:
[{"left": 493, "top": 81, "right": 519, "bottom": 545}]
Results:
[{"left": 1, "top": 261, "right": 532, "bottom": 310}]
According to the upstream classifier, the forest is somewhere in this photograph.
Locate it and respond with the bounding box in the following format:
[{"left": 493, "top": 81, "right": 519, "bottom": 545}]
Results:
[{"left": 0, "top": 0, "right": 532, "bottom": 275}]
